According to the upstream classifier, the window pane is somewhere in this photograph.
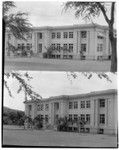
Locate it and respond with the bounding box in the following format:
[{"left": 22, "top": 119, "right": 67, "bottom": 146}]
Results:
[
  {"left": 86, "top": 100, "right": 90, "bottom": 108},
  {"left": 69, "top": 102, "right": 73, "bottom": 109},
  {"left": 81, "top": 101, "right": 85, "bottom": 108},
  {"left": 74, "top": 101, "right": 78, "bottom": 109},
  {"left": 99, "top": 99, "right": 105, "bottom": 107},
  {"left": 100, "top": 114, "right": 105, "bottom": 124},
  {"left": 69, "top": 32, "right": 73, "bottom": 38},
  {"left": 81, "top": 31, "right": 87, "bottom": 38}
]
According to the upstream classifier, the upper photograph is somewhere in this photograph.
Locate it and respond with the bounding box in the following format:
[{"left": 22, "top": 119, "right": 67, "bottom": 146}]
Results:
[{"left": 3, "top": 1, "right": 117, "bottom": 72}]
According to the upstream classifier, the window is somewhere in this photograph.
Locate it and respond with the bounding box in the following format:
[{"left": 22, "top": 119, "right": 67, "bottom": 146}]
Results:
[
  {"left": 27, "top": 33, "right": 32, "bottom": 39},
  {"left": 99, "top": 99, "right": 105, "bottom": 107},
  {"left": 85, "top": 128, "right": 90, "bottom": 133},
  {"left": 63, "top": 44, "right": 68, "bottom": 50},
  {"left": 97, "top": 44, "right": 103, "bottom": 52},
  {"left": 18, "top": 44, "right": 21, "bottom": 49},
  {"left": 86, "top": 114, "right": 90, "bottom": 124},
  {"left": 55, "top": 102, "right": 59, "bottom": 110},
  {"left": 81, "top": 44, "right": 86, "bottom": 52},
  {"left": 69, "top": 102, "right": 73, "bottom": 109},
  {"left": 41, "top": 103, "right": 44, "bottom": 111},
  {"left": 86, "top": 100, "right": 90, "bottom": 108},
  {"left": 41, "top": 115, "right": 44, "bottom": 120},
  {"left": 81, "top": 31, "right": 87, "bottom": 38},
  {"left": 100, "top": 114, "right": 105, "bottom": 124},
  {"left": 52, "top": 32, "right": 55, "bottom": 39},
  {"left": 38, "top": 44, "right": 42, "bottom": 53},
  {"left": 56, "top": 44, "right": 60, "bottom": 51},
  {"left": 38, "top": 33, "right": 42, "bottom": 39},
  {"left": 51, "top": 44, "right": 55, "bottom": 50},
  {"left": 63, "top": 32, "right": 68, "bottom": 38},
  {"left": 37, "top": 104, "right": 40, "bottom": 111},
  {"left": 69, "top": 32, "right": 73, "bottom": 38},
  {"left": 69, "top": 114, "right": 73, "bottom": 121},
  {"left": 22, "top": 43, "right": 25, "bottom": 50},
  {"left": 97, "top": 36, "right": 103, "bottom": 39},
  {"left": 57, "top": 32, "right": 61, "bottom": 38},
  {"left": 81, "top": 101, "right": 85, "bottom": 108},
  {"left": 74, "top": 114, "right": 78, "bottom": 121},
  {"left": 26, "top": 43, "right": 30, "bottom": 50},
  {"left": 45, "top": 115, "right": 49, "bottom": 123},
  {"left": 69, "top": 44, "right": 73, "bottom": 52},
  {"left": 98, "top": 128, "right": 104, "bottom": 134},
  {"left": 29, "top": 105, "right": 32, "bottom": 111},
  {"left": 45, "top": 104, "right": 49, "bottom": 111},
  {"left": 74, "top": 101, "right": 78, "bottom": 109},
  {"left": 80, "top": 114, "right": 85, "bottom": 122}
]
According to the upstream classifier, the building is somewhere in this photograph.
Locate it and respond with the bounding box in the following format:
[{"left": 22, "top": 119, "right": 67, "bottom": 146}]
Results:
[
  {"left": 24, "top": 89, "right": 117, "bottom": 135},
  {"left": 5, "top": 23, "right": 115, "bottom": 60}
]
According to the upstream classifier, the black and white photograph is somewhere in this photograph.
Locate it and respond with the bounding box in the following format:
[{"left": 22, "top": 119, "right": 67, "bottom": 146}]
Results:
[
  {"left": 2, "top": 0, "right": 118, "bottom": 148},
  {"left": 3, "top": 71, "right": 118, "bottom": 147}
]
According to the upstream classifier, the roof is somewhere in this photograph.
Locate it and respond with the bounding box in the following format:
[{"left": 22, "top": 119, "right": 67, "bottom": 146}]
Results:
[
  {"left": 32, "top": 23, "right": 110, "bottom": 31},
  {"left": 24, "top": 89, "right": 117, "bottom": 104}
]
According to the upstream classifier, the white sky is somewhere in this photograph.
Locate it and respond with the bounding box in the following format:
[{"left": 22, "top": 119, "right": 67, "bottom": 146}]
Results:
[
  {"left": 4, "top": 72, "right": 117, "bottom": 111},
  {"left": 10, "top": 1, "right": 116, "bottom": 27}
]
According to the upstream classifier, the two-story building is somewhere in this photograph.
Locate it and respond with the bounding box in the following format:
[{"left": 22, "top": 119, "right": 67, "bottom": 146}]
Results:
[
  {"left": 24, "top": 89, "right": 117, "bottom": 135},
  {"left": 5, "top": 23, "right": 114, "bottom": 60}
]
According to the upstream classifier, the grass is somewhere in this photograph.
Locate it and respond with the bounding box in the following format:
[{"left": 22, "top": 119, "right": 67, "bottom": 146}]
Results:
[
  {"left": 5, "top": 57, "right": 111, "bottom": 71},
  {"left": 2, "top": 125, "right": 118, "bottom": 147}
]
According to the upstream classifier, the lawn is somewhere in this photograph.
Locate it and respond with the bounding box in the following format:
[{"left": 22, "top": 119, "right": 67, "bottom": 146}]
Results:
[
  {"left": 5, "top": 57, "right": 111, "bottom": 72},
  {"left": 2, "top": 125, "right": 118, "bottom": 147}
]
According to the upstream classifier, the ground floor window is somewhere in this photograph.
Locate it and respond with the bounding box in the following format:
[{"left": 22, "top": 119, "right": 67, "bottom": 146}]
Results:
[{"left": 98, "top": 128, "right": 104, "bottom": 134}]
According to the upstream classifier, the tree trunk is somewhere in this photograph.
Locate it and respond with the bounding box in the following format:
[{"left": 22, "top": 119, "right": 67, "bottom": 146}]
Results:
[{"left": 109, "top": 26, "right": 117, "bottom": 72}]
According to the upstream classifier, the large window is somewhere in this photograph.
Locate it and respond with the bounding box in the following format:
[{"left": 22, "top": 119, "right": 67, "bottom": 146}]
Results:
[
  {"left": 52, "top": 32, "right": 55, "bottom": 39},
  {"left": 80, "top": 114, "right": 85, "bottom": 122},
  {"left": 63, "top": 44, "right": 68, "bottom": 50},
  {"left": 51, "top": 44, "right": 55, "bottom": 50},
  {"left": 37, "top": 104, "right": 44, "bottom": 111},
  {"left": 69, "top": 32, "right": 73, "bottom": 38},
  {"left": 38, "top": 44, "right": 42, "bottom": 53},
  {"left": 45, "top": 104, "right": 49, "bottom": 111},
  {"left": 69, "top": 44, "right": 73, "bottom": 52},
  {"left": 56, "top": 44, "right": 60, "bottom": 51},
  {"left": 81, "top": 44, "right": 86, "bottom": 52},
  {"left": 69, "top": 102, "right": 73, "bottom": 109},
  {"left": 74, "top": 101, "right": 78, "bottom": 109},
  {"left": 81, "top": 31, "right": 87, "bottom": 38},
  {"left": 57, "top": 32, "right": 61, "bottom": 38},
  {"left": 81, "top": 101, "right": 85, "bottom": 108},
  {"left": 69, "top": 114, "right": 73, "bottom": 121},
  {"left": 63, "top": 32, "right": 68, "bottom": 38},
  {"left": 41, "top": 103, "right": 44, "bottom": 111},
  {"left": 74, "top": 114, "right": 78, "bottom": 121},
  {"left": 99, "top": 99, "right": 105, "bottom": 107},
  {"left": 38, "top": 32, "right": 42, "bottom": 39},
  {"left": 86, "top": 100, "right": 90, "bottom": 108},
  {"left": 97, "top": 44, "right": 103, "bottom": 52},
  {"left": 45, "top": 115, "right": 49, "bottom": 123},
  {"left": 86, "top": 114, "right": 90, "bottom": 124},
  {"left": 100, "top": 114, "right": 105, "bottom": 124}
]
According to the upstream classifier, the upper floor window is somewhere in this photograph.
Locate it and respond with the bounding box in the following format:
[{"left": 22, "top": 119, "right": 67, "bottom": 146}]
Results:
[
  {"left": 52, "top": 32, "right": 55, "bottom": 39},
  {"left": 69, "top": 101, "right": 73, "bottom": 109},
  {"left": 69, "top": 44, "right": 73, "bottom": 52},
  {"left": 57, "top": 32, "right": 61, "bottom": 38},
  {"left": 69, "top": 32, "right": 73, "bottom": 38},
  {"left": 81, "top": 101, "right": 85, "bottom": 108},
  {"left": 81, "top": 44, "right": 86, "bottom": 52},
  {"left": 81, "top": 31, "right": 87, "bottom": 38},
  {"left": 86, "top": 100, "right": 90, "bottom": 108},
  {"left": 41, "top": 103, "right": 44, "bottom": 111},
  {"left": 74, "top": 114, "right": 78, "bottom": 121},
  {"left": 29, "top": 105, "right": 32, "bottom": 111},
  {"left": 38, "top": 32, "right": 42, "bottom": 39},
  {"left": 69, "top": 114, "right": 73, "bottom": 121},
  {"left": 45, "top": 104, "right": 49, "bottom": 111},
  {"left": 27, "top": 33, "right": 32, "bottom": 39},
  {"left": 99, "top": 99, "right": 105, "bottom": 107},
  {"left": 51, "top": 44, "right": 56, "bottom": 50},
  {"left": 56, "top": 44, "right": 61, "bottom": 51},
  {"left": 86, "top": 114, "right": 90, "bottom": 124},
  {"left": 55, "top": 102, "right": 59, "bottom": 110},
  {"left": 97, "top": 36, "right": 103, "bottom": 39},
  {"left": 63, "top": 32, "right": 68, "bottom": 38},
  {"left": 99, "top": 114, "right": 105, "bottom": 124},
  {"left": 38, "top": 43, "right": 42, "bottom": 53},
  {"left": 63, "top": 44, "right": 68, "bottom": 50},
  {"left": 74, "top": 101, "right": 78, "bottom": 109},
  {"left": 80, "top": 114, "right": 85, "bottom": 122},
  {"left": 97, "top": 44, "right": 103, "bottom": 52},
  {"left": 45, "top": 115, "right": 49, "bottom": 123}
]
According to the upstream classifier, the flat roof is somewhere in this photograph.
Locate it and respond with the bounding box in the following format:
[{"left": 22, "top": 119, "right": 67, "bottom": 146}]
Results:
[{"left": 24, "top": 89, "right": 117, "bottom": 104}]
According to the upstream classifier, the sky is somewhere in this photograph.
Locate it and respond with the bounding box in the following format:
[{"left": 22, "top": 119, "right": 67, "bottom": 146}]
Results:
[
  {"left": 10, "top": 1, "right": 116, "bottom": 27},
  {"left": 4, "top": 71, "right": 117, "bottom": 111}
]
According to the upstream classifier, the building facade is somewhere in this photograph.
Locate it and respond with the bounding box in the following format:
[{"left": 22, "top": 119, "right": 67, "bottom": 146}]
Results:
[
  {"left": 5, "top": 23, "right": 114, "bottom": 60},
  {"left": 24, "top": 89, "right": 117, "bottom": 135}
]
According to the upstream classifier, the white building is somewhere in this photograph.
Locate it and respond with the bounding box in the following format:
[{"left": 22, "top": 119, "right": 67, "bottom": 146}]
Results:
[
  {"left": 24, "top": 89, "right": 117, "bottom": 135},
  {"left": 5, "top": 23, "right": 114, "bottom": 60}
]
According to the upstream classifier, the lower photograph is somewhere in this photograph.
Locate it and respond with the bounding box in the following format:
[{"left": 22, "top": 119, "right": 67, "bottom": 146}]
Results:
[{"left": 2, "top": 71, "right": 118, "bottom": 148}]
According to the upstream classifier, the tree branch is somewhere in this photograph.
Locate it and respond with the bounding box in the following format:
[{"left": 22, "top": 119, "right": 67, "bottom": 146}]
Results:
[{"left": 110, "top": 2, "right": 115, "bottom": 25}]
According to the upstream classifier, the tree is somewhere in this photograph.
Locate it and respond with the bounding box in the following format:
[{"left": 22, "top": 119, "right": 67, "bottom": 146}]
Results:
[{"left": 64, "top": 2, "right": 117, "bottom": 72}]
